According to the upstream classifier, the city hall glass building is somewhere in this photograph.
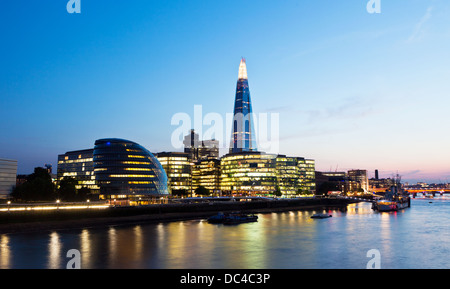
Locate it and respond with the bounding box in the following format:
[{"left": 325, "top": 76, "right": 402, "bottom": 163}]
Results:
[{"left": 93, "top": 138, "right": 169, "bottom": 200}]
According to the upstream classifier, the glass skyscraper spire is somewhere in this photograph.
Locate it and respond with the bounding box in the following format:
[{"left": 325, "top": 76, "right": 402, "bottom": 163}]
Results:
[{"left": 229, "top": 58, "right": 257, "bottom": 154}]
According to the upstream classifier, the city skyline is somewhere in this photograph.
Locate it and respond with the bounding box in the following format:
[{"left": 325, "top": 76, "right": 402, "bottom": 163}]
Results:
[{"left": 1, "top": 1, "right": 450, "bottom": 183}]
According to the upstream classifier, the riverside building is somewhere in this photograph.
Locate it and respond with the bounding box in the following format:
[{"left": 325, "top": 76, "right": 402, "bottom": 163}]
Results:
[
  {"left": 316, "top": 170, "right": 370, "bottom": 195},
  {"left": 155, "top": 152, "right": 192, "bottom": 195},
  {"left": 348, "top": 169, "right": 369, "bottom": 193},
  {"left": 277, "top": 156, "right": 316, "bottom": 196},
  {"left": 93, "top": 138, "right": 169, "bottom": 204},
  {"left": 192, "top": 158, "right": 221, "bottom": 195},
  {"left": 299, "top": 159, "right": 316, "bottom": 194},
  {"left": 57, "top": 149, "right": 99, "bottom": 193},
  {"left": 220, "top": 152, "right": 315, "bottom": 197},
  {"left": 220, "top": 151, "right": 277, "bottom": 196},
  {"left": 0, "top": 158, "right": 18, "bottom": 199}
]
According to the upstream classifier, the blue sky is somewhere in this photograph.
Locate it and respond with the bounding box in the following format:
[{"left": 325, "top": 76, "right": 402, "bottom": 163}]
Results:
[{"left": 1, "top": 0, "right": 450, "bottom": 183}]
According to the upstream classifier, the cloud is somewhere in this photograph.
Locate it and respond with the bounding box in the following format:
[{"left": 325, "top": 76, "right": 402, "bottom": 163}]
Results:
[
  {"left": 404, "top": 170, "right": 422, "bottom": 176},
  {"left": 269, "top": 95, "right": 384, "bottom": 142},
  {"left": 298, "top": 96, "right": 379, "bottom": 125},
  {"left": 407, "top": 6, "right": 433, "bottom": 43}
]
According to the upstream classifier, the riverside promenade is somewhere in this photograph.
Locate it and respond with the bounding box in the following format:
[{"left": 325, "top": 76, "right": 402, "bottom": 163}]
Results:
[{"left": 0, "top": 197, "right": 360, "bottom": 234}]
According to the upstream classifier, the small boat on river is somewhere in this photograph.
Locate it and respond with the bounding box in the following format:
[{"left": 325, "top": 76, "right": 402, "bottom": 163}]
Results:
[
  {"left": 223, "top": 213, "right": 258, "bottom": 225},
  {"left": 207, "top": 212, "right": 228, "bottom": 223},
  {"left": 207, "top": 212, "right": 258, "bottom": 224},
  {"left": 311, "top": 213, "right": 332, "bottom": 219}
]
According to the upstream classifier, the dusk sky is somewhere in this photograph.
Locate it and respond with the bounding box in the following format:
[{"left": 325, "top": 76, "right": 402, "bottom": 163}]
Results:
[{"left": 1, "top": 0, "right": 450, "bottom": 183}]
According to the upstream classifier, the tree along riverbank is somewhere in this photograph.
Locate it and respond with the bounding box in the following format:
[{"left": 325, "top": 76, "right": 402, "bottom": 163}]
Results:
[{"left": 0, "top": 198, "right": 359, "bottom": 234}]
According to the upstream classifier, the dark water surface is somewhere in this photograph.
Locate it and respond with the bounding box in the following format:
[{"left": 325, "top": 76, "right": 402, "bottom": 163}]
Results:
[{"left": 1, "top": 198, "right": 449, "bottom": 269}]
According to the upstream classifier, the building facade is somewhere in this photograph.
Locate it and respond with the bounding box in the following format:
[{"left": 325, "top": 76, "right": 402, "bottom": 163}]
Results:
[
  {"left": 276, "top": 156, "right": 316, "bottom": 196},
  {"left": 369, "top": 177, "right": 395, "bottom": 193},
  {"left": 276, "top": 155, "right": 299, "bottom": 195},
  {"left": 0, "top": 159, "right": 18, "bottom": 199},
  {"left": 57, "top": 149, "right": 99, "bottom": 192},
  {"left": 316, "top": 171, "right": 347, "bottom": 194},
  {"left": 298, "top": 158, "right": 316, "bottom": 194},
  {"left": 221, "top": 152, "right": 277, "bottom": 195},
  {"left": 348, "top": 169, "right": 369, "bottom": 193},
  {"left": 183, "top": 129, "right": 219, "bottom": 161},
  {"left": 192, "top": 159, "right": 221, "bottom": 195},
  {"left": 220, "top": 152, "right": 315, "bottom": 197},
  {"left": 198, "top": 139, "right": 220, "bottom": 160},
  {"left": 93, "top": 138, "right": 169, "bottom": 201},
  {"left": 155, "top": 152, "right": 191, "bottom": 195},
  {"left": 229, "top": 58, "right": 257, "bottom": 154}
]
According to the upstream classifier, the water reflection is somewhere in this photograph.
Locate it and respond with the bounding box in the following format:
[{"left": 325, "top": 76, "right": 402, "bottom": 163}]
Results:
[
  {"left": 133, "top": 226, "right": 143, "bottom": 263},
  {"left": 47, "top": 232, "right": 61, "bottom": 269},
  {"left": 105, "top": 225, "right": 149, "bottom": 268},
  {"left": 80, "top": 229, "right": 92, "bottom": 268},
  {"left": 107, "top": 227, "right": 117, "bottom": 266},
  {"left": 1, "top": 200, "right": 450, "bottom": 268},
  {"left": 0, "top": 235, "right": 10, "bottom": 269}
]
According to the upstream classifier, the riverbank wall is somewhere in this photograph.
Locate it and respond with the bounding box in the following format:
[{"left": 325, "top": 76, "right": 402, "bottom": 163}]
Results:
[{"left": 0, "top": 198, "right": 357, "bottom": 234}]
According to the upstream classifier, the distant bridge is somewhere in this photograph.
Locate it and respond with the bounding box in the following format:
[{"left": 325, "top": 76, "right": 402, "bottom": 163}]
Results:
[{"left": 404, "top": 189, "right": 450, "bottom": 194}]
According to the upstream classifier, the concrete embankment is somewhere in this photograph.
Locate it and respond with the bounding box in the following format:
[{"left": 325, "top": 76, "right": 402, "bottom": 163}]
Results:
[{"left": 0, "top": 198, "right": 356, "bottom": 234}]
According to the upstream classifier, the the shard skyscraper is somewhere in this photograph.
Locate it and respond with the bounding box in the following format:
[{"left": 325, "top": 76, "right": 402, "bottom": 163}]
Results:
[{"left": 229, "top": 58, "right": 257, "bottom": 154}]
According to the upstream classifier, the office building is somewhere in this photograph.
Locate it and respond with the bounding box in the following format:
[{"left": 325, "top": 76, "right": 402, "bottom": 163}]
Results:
[
  {"left": 57, "top": 149, "right": 99, "bottom": 192},
  {"left": 221, "top": 151, "right": 277, "bottom": 195},
  {"left": 316, "top": 171, "right": 347, "bottom": 194},
  {"left": 220, "top": 152, "right": 315, "bottom": 196},
  {"left": 369, "top": 177, "right": 395, "bottom": 193},
  {"left": 298, "top": 158, "right": 316, "bottom": 194},
  {"left": 276, "top": 155, "right": 299, "bottom": 195},
  {"left": 93, "top": 138, "right": 169, "bottom": 201},
  {"left": 183, "top": 129, "right": 219, "bottom": 161},
  {"left": 0, "top": 158, "right": 18, "bottom": 199},
  {"left": 192, "top": 158, "right": 221, "bottom": 195},
  {"left": 155, "top": 152, "right": 191, "bottom": 194},
  {"left": 183, "top": 129, "right": 200, "bottom": 160},
  {"left": 229, "top": 58, "right": 257, "bottom": 153},
  {"left": 198, "top": 139, "right": 219, "bottom": 160},
  {"left": 321, "top": 171, "right": 347, "bottom": 180},
  {"left": 348, "top": 169, "right": 369, "bottom": 193},
  {"left": 276, "top": 156, "right": 316, "bottom": 195}
]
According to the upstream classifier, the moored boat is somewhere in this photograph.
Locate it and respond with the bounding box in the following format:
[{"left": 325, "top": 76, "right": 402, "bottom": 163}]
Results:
[
  {"left": 311, "top": 213, "right": 332, "bottom": 219},
  {"left": 373, "top": 174, "right": 411, "bottom": 212},
  {"left": 207, "top": 212, "right": 228, "bottom": 223},
  {"left": 223, "top": 213, "right": 258, "bottom": 225},
  {"left": 376, "top": 199, "right": 409, "bottom": 212},
  {"left": 207, "top": 212, "right": 258, "bottom": 224}
]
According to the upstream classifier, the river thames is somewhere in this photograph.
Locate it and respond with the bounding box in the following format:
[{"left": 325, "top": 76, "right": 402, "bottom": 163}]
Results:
[{"left": 0, "top": 197, "right": 449, "bottom": 269}]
